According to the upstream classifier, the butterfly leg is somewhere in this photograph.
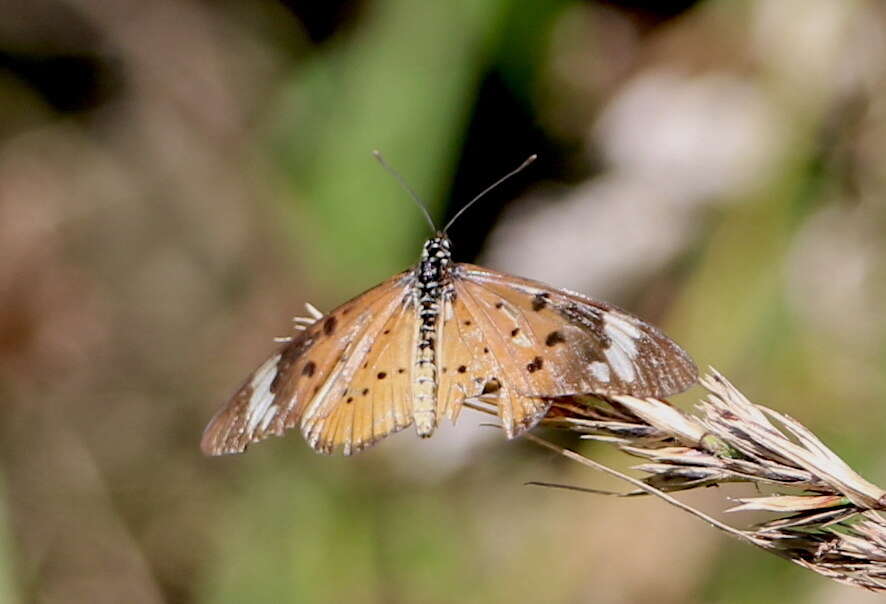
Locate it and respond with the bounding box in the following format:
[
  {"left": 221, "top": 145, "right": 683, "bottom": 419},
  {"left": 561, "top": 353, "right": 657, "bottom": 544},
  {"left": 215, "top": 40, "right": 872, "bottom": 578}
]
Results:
[{"left": 293, "top": 302, "right": 324, "bottom": 331}]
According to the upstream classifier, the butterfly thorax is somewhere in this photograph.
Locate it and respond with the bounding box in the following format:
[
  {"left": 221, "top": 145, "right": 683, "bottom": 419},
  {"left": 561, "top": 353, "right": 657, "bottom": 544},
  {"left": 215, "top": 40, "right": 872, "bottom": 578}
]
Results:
[
  {"left": 417, "top": 235, "right": 453, "bottom": 296},
  {"left": 411, "top": 235, "right": 453, "bottom": 436}
]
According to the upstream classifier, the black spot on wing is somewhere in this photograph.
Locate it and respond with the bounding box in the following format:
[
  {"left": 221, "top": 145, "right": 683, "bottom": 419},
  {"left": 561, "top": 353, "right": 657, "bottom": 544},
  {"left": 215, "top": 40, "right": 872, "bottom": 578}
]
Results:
[
  {"left": 482, "top": 377, "right": 501, "bottom": 394},
  {"left": 558, "top": 303, "right": 604, "bottom": 334},
  {"left": 323, "top": 316, "right": 338, "bottom": 335},
  {"left": 545, "top": 331, "right": 565, "bottom": 346},
  {"left": 271, "top": 333, "right": 313, "bottom": 392},
  {"left": 302, "top": 361, "right": 316, "bottom": 376},
  {"left": 526, "top": 356, "right": 543, "bottom": 373},
  {"left": 531, "top": 293, "right": 550, "bottom": 311},
  {"left": 557, "top": 303, "right": 612, "bottom": 348}
]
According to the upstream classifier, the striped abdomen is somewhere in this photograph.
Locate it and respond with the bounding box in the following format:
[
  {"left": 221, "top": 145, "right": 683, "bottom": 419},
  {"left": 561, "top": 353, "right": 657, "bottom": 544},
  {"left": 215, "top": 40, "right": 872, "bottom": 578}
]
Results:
[{"left": 411, "top": 235, "right": 452, "bottom": 436}]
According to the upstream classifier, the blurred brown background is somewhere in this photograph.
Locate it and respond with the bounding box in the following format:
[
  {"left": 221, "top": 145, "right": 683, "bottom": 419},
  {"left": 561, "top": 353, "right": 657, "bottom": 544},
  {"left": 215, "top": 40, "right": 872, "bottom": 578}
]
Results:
[{"left": 1, "top": 1, "right": 885, "bottom": 602}]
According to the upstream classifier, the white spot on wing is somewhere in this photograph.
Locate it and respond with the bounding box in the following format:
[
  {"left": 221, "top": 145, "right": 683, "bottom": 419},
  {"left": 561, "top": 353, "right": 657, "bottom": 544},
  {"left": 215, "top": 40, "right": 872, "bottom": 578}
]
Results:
[
  {"left": 498, "top": 301, "right": 521, "bottom": 323},
  {"left": 512, "top": 330, "right": 533, "bottom": 348},
  {"left": 245, "top": 353, "right": 282, "bottom": 433},
  {"left": 603, "top": 313, "right": 641, "bottom": 358},
  {"left": 602, "top": 311, "right": 642, "bottom": 382},
  {"left": 589, "top": 361, "right": 611, "bottom": 383},
  {"left": 307, "top": 423, "right": 322, "bottom": 449},
  {"left": 259, "top": 404, "right": 279, "bottom": 431},
  {"left": 605, "top": 344, "right": 636, "bottom": 382}
]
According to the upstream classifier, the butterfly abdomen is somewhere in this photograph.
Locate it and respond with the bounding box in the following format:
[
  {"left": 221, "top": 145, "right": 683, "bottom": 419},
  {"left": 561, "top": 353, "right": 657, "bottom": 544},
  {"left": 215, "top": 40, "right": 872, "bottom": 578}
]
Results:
[{"left": 412, "top": 236, "right": 453, "bottom": 437}]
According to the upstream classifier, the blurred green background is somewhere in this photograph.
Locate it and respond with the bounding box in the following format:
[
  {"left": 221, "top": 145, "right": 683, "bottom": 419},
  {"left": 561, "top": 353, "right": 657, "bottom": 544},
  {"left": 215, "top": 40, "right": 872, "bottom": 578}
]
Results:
[{"left": 1, "top": 0, "right": 885, "bottom": 602}]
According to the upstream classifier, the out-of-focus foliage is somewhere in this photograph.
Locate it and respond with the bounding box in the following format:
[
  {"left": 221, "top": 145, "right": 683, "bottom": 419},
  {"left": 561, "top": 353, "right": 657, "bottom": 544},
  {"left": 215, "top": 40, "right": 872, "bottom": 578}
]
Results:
[
  {"left": 0, "top": 1, "right": 884, "bottom": 603},
  {"left": 0, "top": 476, "right": 19, "bottom": 604}
]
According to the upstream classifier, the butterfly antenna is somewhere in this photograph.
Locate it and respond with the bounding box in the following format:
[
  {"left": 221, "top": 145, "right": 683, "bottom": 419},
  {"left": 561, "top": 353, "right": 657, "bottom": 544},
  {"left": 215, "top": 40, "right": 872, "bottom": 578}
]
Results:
[
  {"left": 442, "top": 154, "right": 537, "bottom": 234},
  {"left": 372, "top": 150, "right": 437, "bottom": 233}
]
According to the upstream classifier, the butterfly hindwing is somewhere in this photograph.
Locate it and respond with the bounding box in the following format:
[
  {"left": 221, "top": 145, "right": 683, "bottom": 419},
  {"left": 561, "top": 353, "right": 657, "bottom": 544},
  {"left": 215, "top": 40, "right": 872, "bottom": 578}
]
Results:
[
  {"left": 200, "top": 271, "right": 413, "bottom": 456},
  {"left": 437, "top": 286, "right": 550, "bottom": 438},
  {"left": 301, "top": 299, "right": 417, "bottom": 454}
]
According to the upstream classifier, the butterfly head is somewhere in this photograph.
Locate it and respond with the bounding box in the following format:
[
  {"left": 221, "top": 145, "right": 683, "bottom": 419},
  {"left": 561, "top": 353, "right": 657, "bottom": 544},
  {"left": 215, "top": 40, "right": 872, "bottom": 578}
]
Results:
[
  {"left": 421, "top": 234, "right": 452, "bottom": 264},
  {"left": 417, "top": 234, "right": 453, "bottom": 289}
]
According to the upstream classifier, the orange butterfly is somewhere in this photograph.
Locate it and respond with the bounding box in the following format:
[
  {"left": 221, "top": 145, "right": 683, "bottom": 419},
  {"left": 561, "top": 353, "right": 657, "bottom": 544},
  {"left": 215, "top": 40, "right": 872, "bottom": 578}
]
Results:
[{"left": 201, "top": 155, "right": 697, "bottom": 456}]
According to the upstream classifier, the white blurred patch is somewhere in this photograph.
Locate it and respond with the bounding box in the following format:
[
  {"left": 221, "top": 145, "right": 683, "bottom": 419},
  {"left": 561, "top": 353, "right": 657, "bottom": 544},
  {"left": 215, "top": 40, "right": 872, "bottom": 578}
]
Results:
[
  {"left": 378, "top": 406, "right": 501, "bottom": 483},
  {"left": 786, "top": 205, "right": 883, "bottom": 348},
  {"left": 596, "top": 70, "right": 781, "bottom": 200},
  {"left": 752, "top": 0, "right": 885, "bottom": 101},
  {"left": 484, "top": 176, "right": 694, "bottom": 300},
  {"left": 485, "top": 68, "right": 784, "bottom": 300}
]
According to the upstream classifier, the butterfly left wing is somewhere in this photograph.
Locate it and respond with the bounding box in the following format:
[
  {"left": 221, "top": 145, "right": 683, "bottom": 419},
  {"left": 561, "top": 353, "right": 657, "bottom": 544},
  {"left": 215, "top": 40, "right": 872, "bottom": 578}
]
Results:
[
  {"left": 201, "top": 271, "right": 414, "bottom": 456},
  {"left": 437, "top": 263, "right": 697, "bottom": 438},
  {"left": 300, "top": 298, "right": 418, "bottom": 455}
]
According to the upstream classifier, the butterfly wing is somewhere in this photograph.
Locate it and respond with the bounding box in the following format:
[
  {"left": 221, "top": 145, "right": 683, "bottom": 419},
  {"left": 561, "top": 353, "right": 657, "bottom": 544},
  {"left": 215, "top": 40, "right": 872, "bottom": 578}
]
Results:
[
  {"left": 438, "top": 263, "right": 697, "bottom": 438},
  {"left": 437, "top": 290, "right": 551, "bottom": 438},
  {"left": 201, "top": 271, "right": 416, "bottom": 456},
  {"left": 300, "top": 298, "right": 418, "bottom": 455}
]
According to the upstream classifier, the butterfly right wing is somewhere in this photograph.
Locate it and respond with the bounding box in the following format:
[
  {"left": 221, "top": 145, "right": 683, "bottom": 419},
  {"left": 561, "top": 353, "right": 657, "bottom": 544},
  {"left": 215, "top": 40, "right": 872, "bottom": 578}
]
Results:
[
  {"left": 437, "top": 263, "right": 697, "bottom": 439},
  {"left": 201, "top": 270, "right": 414, "bottom": 456},
  {"left": 456, "top": 264, "right": 697, "bottom": 400}
]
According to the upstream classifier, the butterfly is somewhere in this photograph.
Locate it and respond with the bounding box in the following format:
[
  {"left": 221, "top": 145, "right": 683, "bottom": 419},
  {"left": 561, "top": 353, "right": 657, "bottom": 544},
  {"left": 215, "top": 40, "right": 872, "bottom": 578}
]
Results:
[{"left": 201, "top": 154, "right": 697, "bottom": 456}]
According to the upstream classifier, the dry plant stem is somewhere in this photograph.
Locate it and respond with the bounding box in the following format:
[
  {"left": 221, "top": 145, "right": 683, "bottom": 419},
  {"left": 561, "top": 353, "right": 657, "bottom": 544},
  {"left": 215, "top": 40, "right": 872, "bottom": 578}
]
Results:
[
  {"left": 504, "top": 370, "right": 886, "bottom": 591},
  {"left": 523, "top": 433, "right": 769, "bottom": 549}
]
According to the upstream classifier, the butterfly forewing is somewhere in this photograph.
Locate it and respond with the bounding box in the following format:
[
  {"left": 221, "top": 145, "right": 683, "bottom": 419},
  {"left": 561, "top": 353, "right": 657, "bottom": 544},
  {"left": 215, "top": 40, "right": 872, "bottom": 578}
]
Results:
[
  {"left": 434, "top": 263, "right": 697, "bottom": 437},
  {"left": 201, "top": 271, "right": 413, "bottom": 456}
]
